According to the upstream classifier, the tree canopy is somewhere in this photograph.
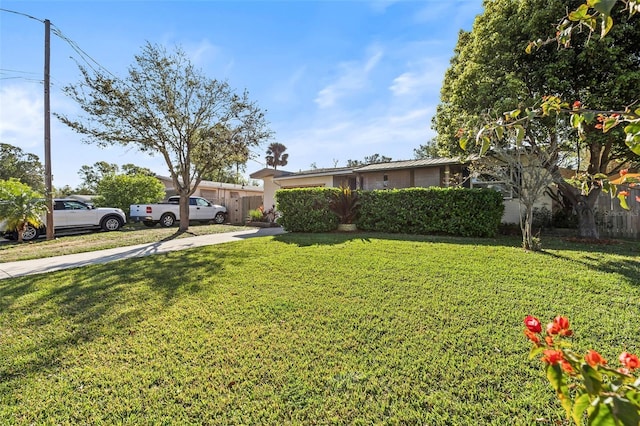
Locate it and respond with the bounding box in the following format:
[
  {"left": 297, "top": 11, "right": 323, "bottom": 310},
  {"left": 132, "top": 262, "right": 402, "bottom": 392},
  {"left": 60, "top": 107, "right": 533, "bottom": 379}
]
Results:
[
  {"left": 58, "top": 42, "right": 272, "bottom": 231},
  {"left": 432, "top": 0, "right": 640, "bottom": 238},
  {"left": 0, "top": 143, "right": 45, "bottom": 193}
]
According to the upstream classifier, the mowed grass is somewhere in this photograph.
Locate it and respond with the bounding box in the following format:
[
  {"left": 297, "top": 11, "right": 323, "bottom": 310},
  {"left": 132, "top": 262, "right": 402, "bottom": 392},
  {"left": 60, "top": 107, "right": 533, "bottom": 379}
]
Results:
[
  {"left": 1, "top": 233, "right": 638, "bottom": 424},
  {"left": 0, "top": 223, "right": 248, "bottom": 263}
]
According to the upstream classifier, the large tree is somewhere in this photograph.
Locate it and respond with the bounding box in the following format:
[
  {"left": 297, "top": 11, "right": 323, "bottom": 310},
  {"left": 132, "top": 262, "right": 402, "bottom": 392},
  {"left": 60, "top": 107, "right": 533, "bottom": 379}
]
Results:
[
  {"left": 433, "top": 0, "right": 640, "bottom": 238},
  {"left": 58, "top": 42, "right": 272, "bottom": 231},
  {"left": 0, "top": 143, "right": 45, "bottom": 193}
]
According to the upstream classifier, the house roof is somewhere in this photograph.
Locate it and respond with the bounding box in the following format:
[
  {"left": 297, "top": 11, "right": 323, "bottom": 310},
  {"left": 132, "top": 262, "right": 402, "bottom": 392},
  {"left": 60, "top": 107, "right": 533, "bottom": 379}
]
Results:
[
  {"left": 355, "top": 157, "right": 466, "bottom": 172},
  {"left": 156, "top": 175, "right": 263, "bottom": 192},
  {"left": 249, "top": 168, "right": 294, "bottom": 179},
  {"left": 274, "top": 167, "right": 355, "bottom": 181}
]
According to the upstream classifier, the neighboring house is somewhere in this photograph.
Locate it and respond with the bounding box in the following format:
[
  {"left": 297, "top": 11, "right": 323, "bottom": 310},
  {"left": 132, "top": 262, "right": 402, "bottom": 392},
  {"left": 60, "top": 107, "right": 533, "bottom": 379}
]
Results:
[
  {"left": 250, "top": 157, "right": 555, "bottom": 224},
  {"left": 155, "top": 175, "right": 264, "bottom": 224}
]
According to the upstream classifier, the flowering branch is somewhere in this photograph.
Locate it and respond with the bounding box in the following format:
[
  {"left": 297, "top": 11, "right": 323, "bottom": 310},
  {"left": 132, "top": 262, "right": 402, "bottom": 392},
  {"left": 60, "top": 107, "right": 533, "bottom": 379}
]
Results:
[{"left": 524, "top": 315, "right": 640, "bottom": 425}]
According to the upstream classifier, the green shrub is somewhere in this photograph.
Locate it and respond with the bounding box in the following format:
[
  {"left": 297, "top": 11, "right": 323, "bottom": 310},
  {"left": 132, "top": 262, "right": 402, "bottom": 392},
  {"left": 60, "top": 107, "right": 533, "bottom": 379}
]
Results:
[
  {"left": 277, "top": 187, "right": 504, "bottom": 237},
  {"left": 276, "top": 188, "right": 339, "bottom": 232}
]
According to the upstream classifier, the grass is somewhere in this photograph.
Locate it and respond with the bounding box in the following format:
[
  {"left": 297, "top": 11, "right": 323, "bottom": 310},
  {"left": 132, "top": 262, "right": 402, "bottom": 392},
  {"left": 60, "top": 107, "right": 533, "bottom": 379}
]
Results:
[
  {"left": 1, "top": 232, "right": 639, "bottom": 424},
  {"left": 0, "top": 223, "right": 248, "bottom": 262}
]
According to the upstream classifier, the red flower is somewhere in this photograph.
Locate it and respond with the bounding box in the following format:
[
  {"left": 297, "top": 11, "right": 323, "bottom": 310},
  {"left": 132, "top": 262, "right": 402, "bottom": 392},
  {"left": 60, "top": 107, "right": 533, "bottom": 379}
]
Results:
[
  {"left": 545, "top": 336, "right": 554, "bottom": 346},
  {"left": 572, "top": 100, "right": 582, "bottom": 110},
  {"left": 561, "top": 360, "right": 574, "bottom": 374},
  {"left": 619, "top": 191, "right": 629, "bottom": 197},
  {"left": 636, "top": 196, "right": 640, "bottom": 203},
  {"left": 524, "top": 329, "right": 541, "bottom": 345},
  {"left": 546, "top": 316, "right": 572, "bottom": 336},
  {"left": 542, "top": 349, "right": 564, "bottom": 365},
  {"left": 619, "top": 352, "right": 639, "bottom": 370},
  {"left": 595, "top": 123, "right": 603, "bottom": 129},
  {"left": 524, "top": 315, "right": 542, "bottom": 333},
  {"left": 620, "top": 169, "right": 628, "bottom": 176},
  {"left": 584, "top": 350, "right": 607, "bottom": 367}
]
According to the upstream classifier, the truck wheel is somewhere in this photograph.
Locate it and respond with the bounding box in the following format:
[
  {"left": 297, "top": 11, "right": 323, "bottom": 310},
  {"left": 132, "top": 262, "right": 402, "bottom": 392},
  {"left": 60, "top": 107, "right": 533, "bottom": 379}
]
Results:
[
  {"left": 101, "top": 216, "right": 123, "bottom": 231},
  {"left": 18, "top": 224, "right": 40, "bottom": 241},
  {"left": 214, "top": 212, "right": 225, "bottom": 224},
  {"left": 143, "top": 221, "right": 157, "bottom": 227},
  {"left": 160, "top": 213, "right": 176, "bottom": 227}
]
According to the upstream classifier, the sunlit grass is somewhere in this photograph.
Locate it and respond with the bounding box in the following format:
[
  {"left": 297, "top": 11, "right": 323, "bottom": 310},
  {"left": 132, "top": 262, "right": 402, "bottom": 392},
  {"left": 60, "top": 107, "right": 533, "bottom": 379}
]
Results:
[{"left": 1, "top": 233, "right": 638, "bottom": 424}]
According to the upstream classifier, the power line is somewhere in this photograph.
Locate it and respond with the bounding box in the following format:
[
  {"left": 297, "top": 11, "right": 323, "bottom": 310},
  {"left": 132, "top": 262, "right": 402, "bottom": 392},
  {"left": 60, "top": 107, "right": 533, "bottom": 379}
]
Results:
[{"left": 0, "top": 8, "right": 44, "bottom": 23}]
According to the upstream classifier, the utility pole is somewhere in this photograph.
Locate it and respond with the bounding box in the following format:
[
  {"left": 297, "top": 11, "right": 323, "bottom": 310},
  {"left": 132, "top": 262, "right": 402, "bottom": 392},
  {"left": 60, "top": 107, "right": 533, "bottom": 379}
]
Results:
[{"left": 44, "top": 19, "right": 54, "bottom": 240}]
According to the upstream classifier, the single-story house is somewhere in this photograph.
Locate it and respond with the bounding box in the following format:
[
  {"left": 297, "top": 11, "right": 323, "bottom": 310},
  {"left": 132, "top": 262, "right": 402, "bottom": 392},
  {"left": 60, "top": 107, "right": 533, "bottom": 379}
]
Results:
[{"left": 250, "top": 158, "right": 554, "bottom": 224}]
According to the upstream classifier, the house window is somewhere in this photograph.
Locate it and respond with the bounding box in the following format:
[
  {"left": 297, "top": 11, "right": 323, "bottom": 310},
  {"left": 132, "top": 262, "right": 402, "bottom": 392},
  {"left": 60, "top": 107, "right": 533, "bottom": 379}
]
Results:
[{"left": 383, "top": 174, "right": 388, "bottom": 188}]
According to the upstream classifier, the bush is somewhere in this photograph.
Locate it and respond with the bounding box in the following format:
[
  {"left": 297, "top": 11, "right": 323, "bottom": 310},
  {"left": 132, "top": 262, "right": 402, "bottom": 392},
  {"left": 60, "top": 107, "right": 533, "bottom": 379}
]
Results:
[
  {"left": 276, "top": 187, "right": 504, "bottom": 237},
  {"left": 275, "top": 188, "right": 339, "bottom": 232}
]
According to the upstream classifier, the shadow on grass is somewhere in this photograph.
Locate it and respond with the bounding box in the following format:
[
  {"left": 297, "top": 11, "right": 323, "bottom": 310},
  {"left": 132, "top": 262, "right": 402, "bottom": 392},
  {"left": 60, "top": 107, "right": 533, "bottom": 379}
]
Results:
[{"left": 0, "top": 249, "right": 229, "bottom": 382}]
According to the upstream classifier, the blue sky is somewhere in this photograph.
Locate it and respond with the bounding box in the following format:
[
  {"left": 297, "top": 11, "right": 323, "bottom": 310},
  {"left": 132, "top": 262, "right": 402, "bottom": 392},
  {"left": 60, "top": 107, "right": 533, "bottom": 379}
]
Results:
[{"left": 0, "top": 0, "right": 483, "bottom": 187}]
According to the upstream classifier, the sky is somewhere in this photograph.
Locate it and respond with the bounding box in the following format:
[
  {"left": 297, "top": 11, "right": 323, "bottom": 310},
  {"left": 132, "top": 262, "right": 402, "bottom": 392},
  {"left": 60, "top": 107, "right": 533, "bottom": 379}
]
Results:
[{"left": 0, "top": 0, "right": 484, "bottom": 188}]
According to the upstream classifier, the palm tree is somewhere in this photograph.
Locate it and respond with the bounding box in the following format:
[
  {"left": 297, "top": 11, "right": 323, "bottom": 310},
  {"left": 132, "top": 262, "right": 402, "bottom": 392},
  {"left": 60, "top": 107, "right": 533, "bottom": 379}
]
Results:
[
  {"left": 266, "top": 142, "right": 288, "bottom": 170},
  {"left": 0, "top": 179, "right": 47, "bottom": 242}
]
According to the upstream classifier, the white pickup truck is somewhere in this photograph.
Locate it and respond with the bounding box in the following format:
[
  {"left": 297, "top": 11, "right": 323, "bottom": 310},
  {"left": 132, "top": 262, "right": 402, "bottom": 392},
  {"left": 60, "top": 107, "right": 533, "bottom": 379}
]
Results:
[
  {"left": 1, "top": 199, "right": 126, "bottom": 241},
  {"left": 129, "top": 196, "right": 227, "bottom": 227}
]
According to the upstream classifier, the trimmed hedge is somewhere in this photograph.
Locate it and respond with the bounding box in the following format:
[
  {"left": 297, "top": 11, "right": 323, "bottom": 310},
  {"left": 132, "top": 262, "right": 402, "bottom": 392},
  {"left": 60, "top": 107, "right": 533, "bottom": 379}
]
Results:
[
  {"left": 277, "top": 187, "right": 505, "bottom": 237},
  {"left": 276, "top": 188, "right": 339, "bottom": 232},
  {"left": 357, "top": 188, "right": 504, "bottom": 237}
]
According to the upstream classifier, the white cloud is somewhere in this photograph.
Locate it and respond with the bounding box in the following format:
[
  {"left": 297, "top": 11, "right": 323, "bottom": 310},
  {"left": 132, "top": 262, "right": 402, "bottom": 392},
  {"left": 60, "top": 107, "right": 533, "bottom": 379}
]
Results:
[
  {"left": 314, "top": 47, "right": 384, "bottom": 109},
  {"left": 389, "top": 58, "right": 448, "bottom": 97},
  {"left": 0, "top": 85, "right": 43, "bottom": 150},
  {"left": 184, "top": 39, "right": 219, "bottom": 66}
]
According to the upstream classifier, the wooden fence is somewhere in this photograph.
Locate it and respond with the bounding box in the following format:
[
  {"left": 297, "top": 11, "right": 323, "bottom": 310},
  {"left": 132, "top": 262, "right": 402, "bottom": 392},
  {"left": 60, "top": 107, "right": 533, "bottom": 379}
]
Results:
[
  {"left": 595, "top": 192, "right": 640, "bottom": 239},
  {"left": 224, "top": 195, "right": 263, "bottom": 225}
]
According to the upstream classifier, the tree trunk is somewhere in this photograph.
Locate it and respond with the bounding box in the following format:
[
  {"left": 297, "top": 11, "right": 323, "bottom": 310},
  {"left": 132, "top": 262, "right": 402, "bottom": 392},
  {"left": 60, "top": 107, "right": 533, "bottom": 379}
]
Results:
[
  {"left": 550, "top": 169, "right": 601, "bottom": 240},
  {"left": 574, "top": 197, "right": 599, "bottom": 239},
  {"left": 521, "top": 204, "right": 534, "bottom": 250},
  {"left": 179, "top": 192, "right": 190, "bottom": 232}
]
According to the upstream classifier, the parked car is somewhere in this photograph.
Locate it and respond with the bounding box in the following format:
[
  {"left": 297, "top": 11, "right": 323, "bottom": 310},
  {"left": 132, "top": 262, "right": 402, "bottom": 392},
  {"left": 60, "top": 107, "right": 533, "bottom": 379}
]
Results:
[
  {"left": 129, "top": 196, "right": 227, "bottom": 227},
  {"left": 1, "top": 199, "right": 126, "bottom": 241}
]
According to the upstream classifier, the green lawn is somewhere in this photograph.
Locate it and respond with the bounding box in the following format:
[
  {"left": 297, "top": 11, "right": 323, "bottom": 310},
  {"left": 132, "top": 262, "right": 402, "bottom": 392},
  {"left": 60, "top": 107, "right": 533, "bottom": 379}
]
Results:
[{"left": 1, "top": 233, "right": 638, "bottom": 424}]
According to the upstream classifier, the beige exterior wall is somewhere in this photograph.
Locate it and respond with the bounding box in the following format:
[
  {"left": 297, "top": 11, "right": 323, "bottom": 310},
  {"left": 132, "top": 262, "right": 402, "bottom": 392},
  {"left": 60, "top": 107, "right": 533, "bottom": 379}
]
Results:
[
  {"left": 263, "top": 177, "right": 280, "bottom": 211},
  {"left": 414, "top": 168, "right": 441, "bottom": 188},
  {"left": 501, "top": 196, "right": 553, "bottom": 224}
]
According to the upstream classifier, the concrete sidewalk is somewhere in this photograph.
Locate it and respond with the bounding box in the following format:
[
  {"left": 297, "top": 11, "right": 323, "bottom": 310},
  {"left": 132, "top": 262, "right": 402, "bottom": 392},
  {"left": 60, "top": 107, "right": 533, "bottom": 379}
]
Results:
[{"left": 0, "top": 227, "right": 286, "bottom": 280}]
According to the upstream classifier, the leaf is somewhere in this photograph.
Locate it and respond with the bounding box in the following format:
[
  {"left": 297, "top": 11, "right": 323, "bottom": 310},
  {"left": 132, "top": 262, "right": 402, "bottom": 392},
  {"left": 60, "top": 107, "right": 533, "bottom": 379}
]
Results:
[
  {"left": 618, "top": 193, "right": 630, "bottom": 210},
  {"left": 569, "top": 4, "right": 592, "bottom": 21},
  {"left": 480, "top": 136, "right": 491, "bottom": 156},
  {"left": 611, "top": 395, "right": 640, "bottom": 426},
  {"left": 547, "top": 364, "right": 572, "bottom": 418},
  {"left": 588, "top": 401, "right": 616, "bottom": 426},
  {"left": 459, "top": 137, "right": 469, "bottom": 151},
  {"left": 588, "top": 0, "right": 617, "bottom": 18},
  {"left": 495, "top": 126, "right": 504, "bottom": 140},
  {"left": 570, "top": 113, "right": 584, "bottom": 128},
  {"left": 624, "top": 123, "right": 640, "bottom": 155},
  {"left": 602, "top": 117, "right": 618, "bottom": 133},
  {"left": 529, "top": 346, "right": 546, "bottom": 360},
  {"left": 572, "top": 393, "right": 591, "bottom": 426},
  {"left": 582, "top": 364, "right": 603, "bottom": 395},
  {"left": 600, "top": 14, "right": 614, "bottom": 38},
  {"left": 582, "top": 112, "right": 596, "bottom": 123}
]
